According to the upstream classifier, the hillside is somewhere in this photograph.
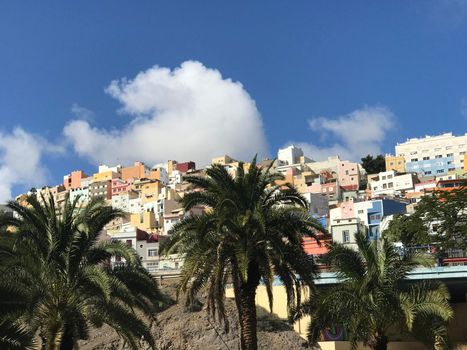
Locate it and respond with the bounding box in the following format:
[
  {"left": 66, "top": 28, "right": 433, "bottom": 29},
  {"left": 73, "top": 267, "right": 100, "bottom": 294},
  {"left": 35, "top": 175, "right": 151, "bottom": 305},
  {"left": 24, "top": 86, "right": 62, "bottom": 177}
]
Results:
[{"left": 79, "top": 281, "right": 311, "bottom": 350}]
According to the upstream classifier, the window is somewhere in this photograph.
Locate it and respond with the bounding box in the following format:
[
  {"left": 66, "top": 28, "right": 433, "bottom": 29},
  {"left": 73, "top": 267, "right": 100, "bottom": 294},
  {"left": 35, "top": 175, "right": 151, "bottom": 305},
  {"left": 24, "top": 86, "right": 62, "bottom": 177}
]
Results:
[
  {"left": 423, "top": 156, "right": 430, "bottom": 160},
  {"left": 410, "top": 151, "right": 417, "bottom": 155},
  {"left": 382, "top": 175, "right": 386, "bottom": 180},
  {"left": 434, "top": 147, "right": 441, "bottom": 151},
  {"left": 387, "top": 174, "right": 393, "bottom": 179},
  {"left": 435, "top": 155, "right": 442, "bottom": 159},
  {"left": 410, "top": 158, "right": 418, "bottom": 162},
  {"left": 369, "top": 214, "right": 381, "bottom": 221},
  {"left": 382, "top": 183, "right": 387, "bottom": 189},
  {"left": 148, "top": 249, "right": 158, "bottom": 257},
  {"left": 446, "top": 153, "right": 453, "bottom": 157},
  {"left": 460, "top": 151, "right": 466, "bottom": 155},
  {"left": 425, "top": 171, "right": 432, "bottom": 175},
  {"left": 389, "top": 162, "right": 394, "bottom": 166},
  {"left": 342, "top": 230, "right": 350, "bottom": 243},
  {"left": 448, "top": 168, "right": 455, "bottom": 172},
  {"left": 125, "top": 240, "right": 132, "bottom": 246},
  {"left": 437, "top": 169, "right": 444, "bottom": 174},
  {"left": 358, "top": 210, "right": 364, "bottom": 214},
  {"left": 146, "top": 262, "right": 159, "bottom": 272},
  {"left": 446, "top": 146, "right": 452, "bottom": 150},
  {"left": 388, "top": 182, "right": 393, "bottom": 188}
]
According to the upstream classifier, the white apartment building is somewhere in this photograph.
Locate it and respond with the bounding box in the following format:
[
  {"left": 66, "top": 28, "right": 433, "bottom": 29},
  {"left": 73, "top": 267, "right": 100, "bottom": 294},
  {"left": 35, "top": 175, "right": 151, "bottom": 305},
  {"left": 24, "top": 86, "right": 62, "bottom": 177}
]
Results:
[
  {"left": 128, "top": 197, "right": 143, "bottom": 213},
  {"left": 98, "top": 164, "right": 122, "bottom": 173},
  {"left": 112, "top": 192, "right": 139, "bottom": 213},
  {"left": 278, "top": 145, "right": 305, "bottom": 165},
  {"left": 370, "top": 170, "right": 417, "bottom": 197},
  {"left": 69, "top": 187, "right": 89, "bottom": 205},
  {"left": 395, "top": 133, "right": 467, "bottom": 174}
]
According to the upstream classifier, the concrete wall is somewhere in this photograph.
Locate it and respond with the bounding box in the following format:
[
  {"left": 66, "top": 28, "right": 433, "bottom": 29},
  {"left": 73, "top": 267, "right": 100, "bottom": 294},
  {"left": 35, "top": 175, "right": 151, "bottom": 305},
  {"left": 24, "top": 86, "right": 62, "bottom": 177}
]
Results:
[{"left": 226, "top": 284, "right": 467, "bottom": 349}]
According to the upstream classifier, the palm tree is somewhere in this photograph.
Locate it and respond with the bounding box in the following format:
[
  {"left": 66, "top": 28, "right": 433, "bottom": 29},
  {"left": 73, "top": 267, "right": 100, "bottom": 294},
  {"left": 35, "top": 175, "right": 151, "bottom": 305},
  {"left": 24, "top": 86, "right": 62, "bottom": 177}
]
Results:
[
  {"left": 292, "top": 231, "right": 453, "bottom": 350},
  {"left": 162, "top": 157, "right": 324, "bottom": 350},
  {"left": 0, "top": 194, "right": 163, "bottom": 350},
  {"left": 0, "top": 321, "right": 35, "bottom": 350}
]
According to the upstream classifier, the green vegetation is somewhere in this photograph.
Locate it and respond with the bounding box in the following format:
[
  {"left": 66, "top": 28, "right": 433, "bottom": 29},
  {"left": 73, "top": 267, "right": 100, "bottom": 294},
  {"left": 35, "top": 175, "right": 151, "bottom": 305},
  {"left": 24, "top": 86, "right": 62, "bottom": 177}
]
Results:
[
  {"left": 385, "top": 188, "right": 467, "bottom": 250},
  {"left": 292, "top": 231, "right": 453, "bottom": 350},
  {"left": 162, "top": 157, "right": 324, "bottom": 350},
  {"left": 0, "top": 195, "right": 163, "bottom": 350},
  {"left": 361, "top": 154, "right": 386, "bottom": 174}
]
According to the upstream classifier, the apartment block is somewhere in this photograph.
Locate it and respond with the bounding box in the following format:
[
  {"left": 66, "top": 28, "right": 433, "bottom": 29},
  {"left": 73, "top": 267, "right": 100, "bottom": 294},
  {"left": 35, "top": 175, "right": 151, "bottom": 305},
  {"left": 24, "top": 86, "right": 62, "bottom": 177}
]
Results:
[
  {"left": 89, "top": 180, "right": 112, "bottom": 200},
  {"left": 330, "top": 198, "right": 407, "bottom": 240},
  {"left": 370, "top": 170, "right": 418, "bottom": 198},
  {"left": 395, "top": 132, "right": 467, "bottom": 176}
]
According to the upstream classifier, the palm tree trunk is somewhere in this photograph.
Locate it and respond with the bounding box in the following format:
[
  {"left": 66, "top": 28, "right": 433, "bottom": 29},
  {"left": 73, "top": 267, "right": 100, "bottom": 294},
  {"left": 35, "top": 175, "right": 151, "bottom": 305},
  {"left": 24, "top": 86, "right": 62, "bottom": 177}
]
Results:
[
  {"left": 59, "top": 327, "right": 74, "bottom": 350},
  {"left": 372, "top": 334, "right": 388, "bottom": 350},
  {"left": 45, "top": 324, "right": 63, "bottom": 350},
  {"left": 238, "top": 287, "right": 258, "bottom": 350}
]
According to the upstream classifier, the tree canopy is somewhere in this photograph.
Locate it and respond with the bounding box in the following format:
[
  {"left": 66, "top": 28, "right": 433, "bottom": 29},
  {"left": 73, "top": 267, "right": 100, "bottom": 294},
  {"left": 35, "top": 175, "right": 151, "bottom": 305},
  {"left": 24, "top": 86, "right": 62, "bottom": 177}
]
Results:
[
  {"left": 292, "top": 231, "right": 453, "bottom": 350},
  {"left": 361, "top": 154, "right": 386, "bottom": 174},
  {"left": 0, "top": 195, "right": 163, "bottom": 350},
  {"left": 162, "top": 157, "right": 324, "bottom": 350},
  {"left": 383, "top": 188, "right": 467, "bottom": 251}
]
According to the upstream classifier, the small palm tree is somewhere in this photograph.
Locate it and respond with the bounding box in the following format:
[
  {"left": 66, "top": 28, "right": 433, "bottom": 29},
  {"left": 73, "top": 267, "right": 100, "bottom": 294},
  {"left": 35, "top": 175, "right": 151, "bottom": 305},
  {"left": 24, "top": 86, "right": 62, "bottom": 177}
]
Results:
[
  {"left": 292, "top": 231, "right": 453, "bottom": 350},
  {"left": 0, "top": 195, "right": 163, "bottom": 350},
  {"left": 0, "top": 321, "right": 35, "bottom": 350},
  {"left": 162, "top": 157, "right": 323, "bottom": 350}
]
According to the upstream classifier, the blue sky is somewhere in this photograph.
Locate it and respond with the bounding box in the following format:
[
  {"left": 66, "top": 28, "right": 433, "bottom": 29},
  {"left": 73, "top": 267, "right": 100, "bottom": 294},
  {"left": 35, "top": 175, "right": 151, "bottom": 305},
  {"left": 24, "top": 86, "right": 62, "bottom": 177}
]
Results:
[{"left": 0, "top": 1, "right": 466, "bottom": 200}]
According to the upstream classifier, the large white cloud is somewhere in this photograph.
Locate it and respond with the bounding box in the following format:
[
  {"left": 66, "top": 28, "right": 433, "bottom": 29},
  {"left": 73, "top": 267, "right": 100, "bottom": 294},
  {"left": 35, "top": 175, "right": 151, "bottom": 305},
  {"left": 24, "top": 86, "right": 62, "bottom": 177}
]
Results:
[
  {"left": 0, "top": 128, "right": 61, "bottom": 202},
  {"left": 64, "top": 61, "right": 268, "bottom": 167},
  {"left": 287, "top": 105, "right": 395, "bottom": 161}
]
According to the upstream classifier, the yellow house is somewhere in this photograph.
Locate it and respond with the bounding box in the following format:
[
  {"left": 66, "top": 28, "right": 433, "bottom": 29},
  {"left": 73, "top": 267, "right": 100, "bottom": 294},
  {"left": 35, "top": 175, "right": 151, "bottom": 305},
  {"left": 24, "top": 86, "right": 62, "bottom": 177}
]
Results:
[
  {"left": 130, "top": 211, "right": 158, "bottom": 231},
  {"left": 93, "top": 171, "right": 120, "bottom": 182},
  {"left": 140, "top": 181, "right": 162, "bottom": 204},
  {"left": 385, "top": 155, "right": 405, "bottom": 173}
]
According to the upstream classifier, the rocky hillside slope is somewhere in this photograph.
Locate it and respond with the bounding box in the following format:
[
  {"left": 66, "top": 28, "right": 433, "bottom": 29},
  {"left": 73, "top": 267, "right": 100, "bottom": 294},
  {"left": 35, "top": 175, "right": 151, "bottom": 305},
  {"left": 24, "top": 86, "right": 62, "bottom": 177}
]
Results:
[{"left": 80, "top": 281, "right": 311, "bottom": 350}]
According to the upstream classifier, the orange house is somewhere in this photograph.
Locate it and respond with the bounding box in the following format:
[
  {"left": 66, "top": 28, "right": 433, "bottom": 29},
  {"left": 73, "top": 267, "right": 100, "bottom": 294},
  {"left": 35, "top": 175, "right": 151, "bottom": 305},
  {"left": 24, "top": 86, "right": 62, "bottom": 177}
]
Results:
[{"left": 121, "top": 161, "right": 148, "bottom": 181}]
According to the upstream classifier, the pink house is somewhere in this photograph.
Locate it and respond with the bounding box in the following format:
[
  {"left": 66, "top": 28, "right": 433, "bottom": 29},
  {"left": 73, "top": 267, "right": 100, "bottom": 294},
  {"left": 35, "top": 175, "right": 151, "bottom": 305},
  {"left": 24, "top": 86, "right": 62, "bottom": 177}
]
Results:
[
  {"left": 111, "top": 178, "right": 133, "bottom": 196},
  {"left": 337, "top": 161, "right": 360, "bottom": 191}
]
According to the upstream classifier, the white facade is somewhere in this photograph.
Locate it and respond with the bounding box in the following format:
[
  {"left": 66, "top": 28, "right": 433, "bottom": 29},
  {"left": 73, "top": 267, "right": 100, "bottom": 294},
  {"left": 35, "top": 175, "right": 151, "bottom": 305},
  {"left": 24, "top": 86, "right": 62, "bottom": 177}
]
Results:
[
  {"left": 112, "top": 193, "right": 131, "bottom": 212},
  {"left": 278, "top": 145, "right": 304, "bottom": 165},
  {"left": 69, "top": 187, "right": 89, "bottom": 205},
  {"left": 128, "top": 197, "right": 143, "bottom": 213},
  {"left": 330, "top": 217, "right": 361, "bottom": 250},
  {"left": 152, "top": 166, "right": 169, "bottom": 185},
  {"left": 98, "top": 164, "right": 122, "bottom": 173},
  {"left": 306, "top": 156, "right": 341, "bottom": 174},
  {"left": 395, "top": 132, "right": 467, "bottom": 170},
  {"left": 80, "top": 176, "right": 93, "bottom": 188},
  {"left": 168, "top": 170, "right": 183, "bottom": 188},
  {"left": 370, "top": 170, "right": 416, "bottom": 197}
]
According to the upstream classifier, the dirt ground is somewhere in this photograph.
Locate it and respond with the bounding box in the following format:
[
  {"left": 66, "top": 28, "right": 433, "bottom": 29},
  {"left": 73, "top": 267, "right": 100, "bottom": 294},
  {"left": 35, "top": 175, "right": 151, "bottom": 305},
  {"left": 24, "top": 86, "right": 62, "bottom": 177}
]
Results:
[{"left": 79, "top": 280, "right": 312, "bottom": 350}]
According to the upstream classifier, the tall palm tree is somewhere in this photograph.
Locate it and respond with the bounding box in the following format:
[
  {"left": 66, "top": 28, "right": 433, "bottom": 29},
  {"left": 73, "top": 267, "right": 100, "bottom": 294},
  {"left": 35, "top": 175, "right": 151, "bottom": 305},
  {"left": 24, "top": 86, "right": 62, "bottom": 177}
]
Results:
[
  {"left": 292, "top": 231, "right": 453, "bottom": 350},
  {"left": 162, "top": 157, "right": 324, "bottom": 350},
  {"left": 0, "top": 194, "right": 163, "bottom": 350}
]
